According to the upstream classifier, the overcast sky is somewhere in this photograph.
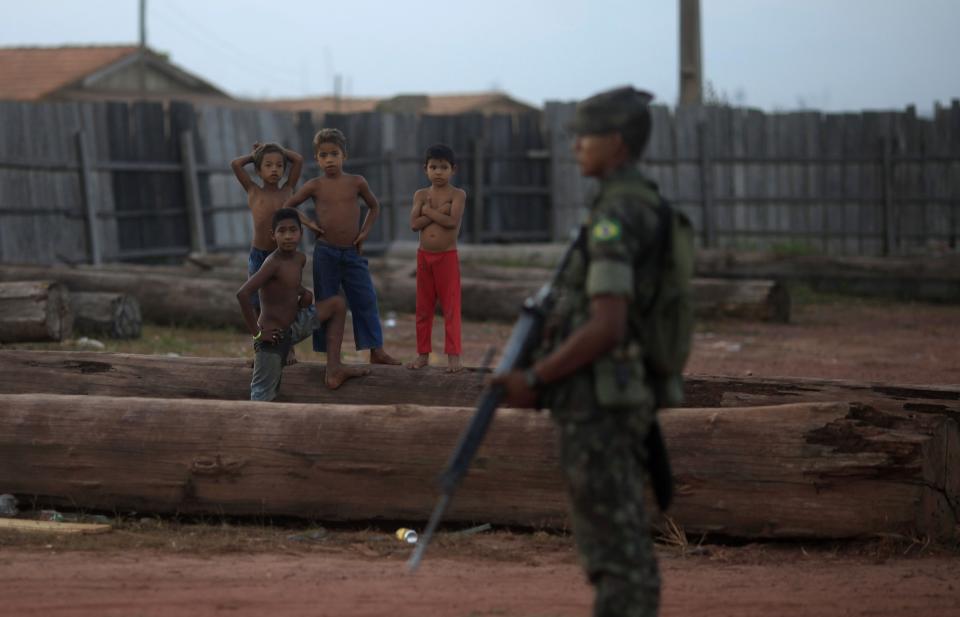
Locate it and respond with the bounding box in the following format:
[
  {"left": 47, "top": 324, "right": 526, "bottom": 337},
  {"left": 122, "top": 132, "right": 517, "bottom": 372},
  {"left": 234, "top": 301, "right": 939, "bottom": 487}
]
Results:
[{"left": 2, "top": 0, "right": 958, "bottom": 113}]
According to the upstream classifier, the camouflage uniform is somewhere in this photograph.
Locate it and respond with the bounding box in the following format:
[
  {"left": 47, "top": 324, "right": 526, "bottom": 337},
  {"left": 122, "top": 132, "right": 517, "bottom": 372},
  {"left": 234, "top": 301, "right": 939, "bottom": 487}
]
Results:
[{"left": 537, "top": 87, "right": 671, "bottom": 617}]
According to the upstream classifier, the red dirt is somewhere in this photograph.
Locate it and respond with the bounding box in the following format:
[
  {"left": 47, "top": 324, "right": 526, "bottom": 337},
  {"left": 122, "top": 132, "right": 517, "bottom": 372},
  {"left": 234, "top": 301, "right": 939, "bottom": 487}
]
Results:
[
  {"left": 2, "top": 297, "right": 959, "bottom": 616},
  {"left": 2, "top": 541, "right": 958, "bottom": 617}
]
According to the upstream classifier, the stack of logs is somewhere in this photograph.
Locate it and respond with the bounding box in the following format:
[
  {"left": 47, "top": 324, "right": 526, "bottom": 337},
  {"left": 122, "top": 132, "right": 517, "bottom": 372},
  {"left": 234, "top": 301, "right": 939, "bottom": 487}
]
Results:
[
  {"left": 0, "top": 280, "right": 141, "bottom": 343},
  {"left": 0, "top": 261, "right": 791, "bottom": 328},
  {"left": 0, "top": 349, "right": 955, "bottom": 542},
  {"left": 1, "top": 259, "right": 954, "bottom": 541}
]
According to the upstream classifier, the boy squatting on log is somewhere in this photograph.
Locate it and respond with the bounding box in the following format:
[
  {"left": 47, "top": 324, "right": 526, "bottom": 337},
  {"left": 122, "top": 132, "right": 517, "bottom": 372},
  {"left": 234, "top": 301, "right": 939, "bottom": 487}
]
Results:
[
  {"left": 406, "top": 144, "right": 467, "bottom": 373},
  {"left": 281, "top": 128, "right": 400, "bottom": 366},
  {"left": 236, "top": 208, "right": 369, "bottom": 401}
]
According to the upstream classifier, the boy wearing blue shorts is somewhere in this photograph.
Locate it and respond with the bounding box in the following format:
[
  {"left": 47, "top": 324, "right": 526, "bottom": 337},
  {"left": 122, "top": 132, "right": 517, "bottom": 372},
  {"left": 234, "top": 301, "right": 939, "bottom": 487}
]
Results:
[{"left": 282, "top": 128, "right": 400, "bottom": 365}]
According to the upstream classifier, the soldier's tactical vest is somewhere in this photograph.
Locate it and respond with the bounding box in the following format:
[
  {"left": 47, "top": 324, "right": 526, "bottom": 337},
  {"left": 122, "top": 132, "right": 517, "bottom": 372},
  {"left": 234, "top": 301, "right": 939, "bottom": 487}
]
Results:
[{"left": 590, "top": 178, "right": 695, "bottom": 409}]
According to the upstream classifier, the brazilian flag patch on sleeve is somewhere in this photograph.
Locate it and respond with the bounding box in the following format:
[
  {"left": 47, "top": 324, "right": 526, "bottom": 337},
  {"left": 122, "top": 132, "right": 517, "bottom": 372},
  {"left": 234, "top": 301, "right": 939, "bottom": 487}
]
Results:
[{"left": 591, "top": 218, "right": 622, "bottom": 242}]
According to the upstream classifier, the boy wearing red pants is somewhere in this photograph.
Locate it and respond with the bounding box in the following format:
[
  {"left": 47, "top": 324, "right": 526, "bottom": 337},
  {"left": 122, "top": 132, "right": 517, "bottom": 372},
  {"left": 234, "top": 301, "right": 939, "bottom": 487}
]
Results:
[{"left": 406, "top": 144, "right": 466, "bottom": 373}]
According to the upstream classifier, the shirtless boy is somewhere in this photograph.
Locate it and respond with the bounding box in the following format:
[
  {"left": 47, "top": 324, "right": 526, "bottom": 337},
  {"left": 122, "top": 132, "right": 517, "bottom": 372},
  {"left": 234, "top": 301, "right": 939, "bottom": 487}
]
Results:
[
  {"left": 237, "top": 208, "right": 368, "bottom": 401},
  {"left": 282, "top": 128, "right": 399, "bottom": 365},
  {"left": 406, "top": 144, "right": 467, "bottom": 373},
  {"left": 230, "top": 142, "right": 304, "bottom": 310}
]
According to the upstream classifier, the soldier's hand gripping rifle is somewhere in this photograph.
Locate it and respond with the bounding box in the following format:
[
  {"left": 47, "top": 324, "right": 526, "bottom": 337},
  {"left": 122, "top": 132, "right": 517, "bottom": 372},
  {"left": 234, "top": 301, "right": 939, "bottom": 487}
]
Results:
[{"left": 406, "top": 227, "right": 585, "bottom": 574}]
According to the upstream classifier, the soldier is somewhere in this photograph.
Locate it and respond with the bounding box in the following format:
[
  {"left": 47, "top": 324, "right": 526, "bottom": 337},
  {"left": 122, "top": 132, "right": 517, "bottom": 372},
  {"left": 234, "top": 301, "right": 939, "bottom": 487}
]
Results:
[{"left": 491, "top": 86, "right": 694, "bottom": 617}]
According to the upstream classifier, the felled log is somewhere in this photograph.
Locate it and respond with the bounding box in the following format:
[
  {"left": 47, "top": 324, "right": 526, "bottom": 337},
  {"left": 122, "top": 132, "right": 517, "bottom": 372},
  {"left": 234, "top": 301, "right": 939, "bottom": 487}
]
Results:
[
  {"left": 71, "top": 292, "right": 142, "bottom": 339},
  {"left": 388, "top": 242, "right": 960, "bottom": 301},
  {"left": 0, "top": 281, "right": 72, "bottom": 343},
  {"left": 0, "top": 394, "right": 955, "bottom": 540},
  {"left": 0, "top": 350, "right": 486, "bottom": 407},
  {"left": 684, "top": 374, "right": 960, "bottom": 420},
  {"left": 2, "top": 351, "right": 958, "bottom": 421},
  {"left": 696, "top": 250, "right": 960, "bottom": 303},
  {"left": 666, "top": 401, "right": 958, "bottom": 539},
  {"left": 374, "top": 270, "right": 791, "bottom": 323},
  {"left": 0, "top": 264, "right": 243, "bottom": 329}
]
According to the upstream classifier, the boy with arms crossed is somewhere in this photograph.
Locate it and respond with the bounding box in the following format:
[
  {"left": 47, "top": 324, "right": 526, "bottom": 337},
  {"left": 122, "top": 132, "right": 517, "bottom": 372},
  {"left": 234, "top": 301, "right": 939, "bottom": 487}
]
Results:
[
  {"left": 282, "top": 128, "right": 400, "bottom": 365},
  {"left": 237, "top": 208, "right": 368, "bottom": 401},
  {"left": 405, "top": 144, "right": 466, "bottom": 373}
]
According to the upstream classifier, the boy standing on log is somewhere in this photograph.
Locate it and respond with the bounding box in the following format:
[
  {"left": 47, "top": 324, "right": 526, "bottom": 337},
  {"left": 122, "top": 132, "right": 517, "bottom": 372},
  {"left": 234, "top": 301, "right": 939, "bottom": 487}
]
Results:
[
  {"left": 282, "top": 128, "right": 400, "bottom": 366},
  {"left": 405, "top": 144, "right": 466, "bottom": 373},
  {"left": 237, "top": 208, "right": 368, "bottom": 401}
]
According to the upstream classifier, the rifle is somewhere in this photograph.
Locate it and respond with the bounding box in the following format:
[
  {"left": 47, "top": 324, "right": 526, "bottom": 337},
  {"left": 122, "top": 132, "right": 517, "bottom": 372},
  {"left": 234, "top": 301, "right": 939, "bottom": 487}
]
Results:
[{"left": 406, "top": 227, "right": 585, "bottom": 573}]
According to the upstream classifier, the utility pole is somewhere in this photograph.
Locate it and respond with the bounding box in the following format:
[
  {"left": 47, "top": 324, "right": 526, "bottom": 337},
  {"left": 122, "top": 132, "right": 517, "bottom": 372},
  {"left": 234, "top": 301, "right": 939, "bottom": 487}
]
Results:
[
  {"left": 679, "top": 0, "right": 703, "bottom": 105},
  {"left": 138, "top": 0, "right": 147, "bottom": 94}
]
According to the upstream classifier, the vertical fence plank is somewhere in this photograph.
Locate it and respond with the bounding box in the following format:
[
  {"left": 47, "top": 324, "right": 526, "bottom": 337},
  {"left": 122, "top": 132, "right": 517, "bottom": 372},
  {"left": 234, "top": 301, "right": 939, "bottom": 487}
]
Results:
[
  {"left": 545, "top": 102, "right": 585, "bottom": 241},
  {"left": 472, "top": 137, "right": 486, "bottom": 243},
  {"left": 697, "top": 118, "right": 716, "bottom": 248},
  {"left": 76, "top": 130, "right": 102, "bottom": 265},
  {"left": 180, "top": 129, "right": 207, "bottom": 255},
  {"left": 674, "top": 105, "right": 703, "bottom": 244},
  {"left": 881, "top": 134, "right": 895, "bottom": 256}
]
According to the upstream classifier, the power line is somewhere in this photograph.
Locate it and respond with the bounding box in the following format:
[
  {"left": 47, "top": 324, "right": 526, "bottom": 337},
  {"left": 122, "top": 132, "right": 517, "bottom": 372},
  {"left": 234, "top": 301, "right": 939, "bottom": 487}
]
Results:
[{"left": 150, "top": 1, "right": 306, "bottom": 92}]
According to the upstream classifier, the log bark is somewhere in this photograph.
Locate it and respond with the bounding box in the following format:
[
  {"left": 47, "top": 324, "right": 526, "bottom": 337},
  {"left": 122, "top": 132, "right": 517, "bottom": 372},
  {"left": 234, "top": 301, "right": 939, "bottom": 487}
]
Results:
[
  {"left": 685, "top": 374, "right": 960, "bottom": 421},
  {"left": 1, "top": 350, "right": 957, "bottom": 420},
  {"left": 0, "top": 264, "right": 243, "bottom": 329},
  {"left": 387, "top": 242, "right": 960, "bottom": 301},
  {"left": 0, "top": 394, "right": 955, "bottom": 540},
  {"left": 0, "top": 350, "right": 487, "bottom": 408},
  {"left": 695, "top": 250, "right": 960, "bottom": 303},
  {"left": 0, "top": 281, "right": 72, "bottom": 342},
  {"left": 0, "top": 263, "right": 791, "bottom": 328},
  {"left": 71, "top": 292, "right": 142, "bottom": 339},
  {"left": 374, "top": 270, "right": 791, "bottom": 323}
]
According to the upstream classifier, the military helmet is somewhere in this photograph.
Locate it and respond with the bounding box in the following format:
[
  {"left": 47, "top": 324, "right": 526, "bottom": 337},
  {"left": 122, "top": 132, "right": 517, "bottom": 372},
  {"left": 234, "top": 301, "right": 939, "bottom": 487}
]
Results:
[{"left": 568, "top": 86, "right": 654, "bottom": 156}]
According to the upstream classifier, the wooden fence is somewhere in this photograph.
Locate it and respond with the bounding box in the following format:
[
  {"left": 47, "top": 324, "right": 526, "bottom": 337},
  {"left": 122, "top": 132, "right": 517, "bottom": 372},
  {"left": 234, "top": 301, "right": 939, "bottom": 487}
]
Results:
[{"left": 0, "top": 99, "right": 957, "bottom": 265}]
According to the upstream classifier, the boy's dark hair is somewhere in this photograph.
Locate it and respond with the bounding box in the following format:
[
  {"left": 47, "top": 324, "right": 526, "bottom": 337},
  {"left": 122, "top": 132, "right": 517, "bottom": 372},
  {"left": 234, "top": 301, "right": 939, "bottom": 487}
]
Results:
[
  {"left": 253, "top": 143, "right": 286, "bottom": 170},
  {"left": 272, "top": 207, "right": 302, "bottom": 231},
  {"left": 424, "top": 143, "right": 456, "bottom": 167},
  {"left": 313, "top": 128, "right": 347, "bottom": 155}
]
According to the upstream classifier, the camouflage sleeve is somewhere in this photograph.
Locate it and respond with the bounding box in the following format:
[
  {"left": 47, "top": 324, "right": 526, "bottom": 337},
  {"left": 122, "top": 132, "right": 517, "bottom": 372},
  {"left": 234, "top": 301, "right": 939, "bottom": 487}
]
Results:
[{"left": 585, "top": 194, "right": 660, "bottom": 300}]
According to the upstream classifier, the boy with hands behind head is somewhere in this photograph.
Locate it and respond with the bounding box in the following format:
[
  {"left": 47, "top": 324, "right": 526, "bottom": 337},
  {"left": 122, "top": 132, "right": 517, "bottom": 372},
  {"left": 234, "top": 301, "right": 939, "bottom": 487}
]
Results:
[{"left": 231, "top": 142, "right": 304, "bottom": 309}]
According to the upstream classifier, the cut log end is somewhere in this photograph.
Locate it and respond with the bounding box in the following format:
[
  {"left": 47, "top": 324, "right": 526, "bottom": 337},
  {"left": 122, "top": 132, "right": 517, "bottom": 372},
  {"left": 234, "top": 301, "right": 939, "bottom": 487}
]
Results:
[
  {"left": 0, "top": 280, "right": 72, "bottom": 342},
  {"left": 72, "top": 292, "right": 142, "bottom": 339}
]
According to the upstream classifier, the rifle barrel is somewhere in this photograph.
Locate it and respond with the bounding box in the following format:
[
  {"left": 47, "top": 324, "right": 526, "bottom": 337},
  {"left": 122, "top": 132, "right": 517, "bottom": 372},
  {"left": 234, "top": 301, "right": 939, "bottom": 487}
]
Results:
[{"left": 406, "top": 492, "right": 451, "bottom": 573}]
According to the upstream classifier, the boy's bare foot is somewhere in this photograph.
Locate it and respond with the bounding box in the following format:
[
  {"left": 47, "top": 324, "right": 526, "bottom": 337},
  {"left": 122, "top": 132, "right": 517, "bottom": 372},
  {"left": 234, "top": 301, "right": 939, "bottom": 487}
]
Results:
[
  {"left": 325, "top": 366, "right": 370, "bottom": 390},
  {"left": 445, "top": 355, "right": 463, "bottom": 373},
  {"left": 370, "top": 348, "right": 401, "bottom": 365},
  {"left": 286, "top": 347, "right": 298, "bottom": 366},
  {"left": 406, "top": 354, "right": 429, "bottom": 370}
]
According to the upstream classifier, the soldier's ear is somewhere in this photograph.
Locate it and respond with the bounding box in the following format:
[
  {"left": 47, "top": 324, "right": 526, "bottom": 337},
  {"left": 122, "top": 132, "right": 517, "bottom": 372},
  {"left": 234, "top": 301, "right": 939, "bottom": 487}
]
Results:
[{"left": 613, "top": 133, "right": 630, "bottom": 157}]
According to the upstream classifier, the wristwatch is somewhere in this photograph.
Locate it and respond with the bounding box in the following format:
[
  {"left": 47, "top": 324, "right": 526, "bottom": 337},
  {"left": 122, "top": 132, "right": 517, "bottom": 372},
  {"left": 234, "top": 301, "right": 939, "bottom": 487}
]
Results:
[{"left": 524, "top": 367, "right": 544, "bottom": 390}]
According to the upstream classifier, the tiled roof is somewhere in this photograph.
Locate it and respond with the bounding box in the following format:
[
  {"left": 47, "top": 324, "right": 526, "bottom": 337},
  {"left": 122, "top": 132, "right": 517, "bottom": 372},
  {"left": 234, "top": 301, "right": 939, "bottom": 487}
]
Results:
[
  {"left": 260, "top": 95, "right": 381, "bottom": 114},
  {"left": 419, "top": 93, "right": 537, "bottom": 115},
  {"left": 259, "top": 92, "right": 539, "bottom": 115},
  {"left": 0, "top": 45, "right": 140, "bottom": 100}
]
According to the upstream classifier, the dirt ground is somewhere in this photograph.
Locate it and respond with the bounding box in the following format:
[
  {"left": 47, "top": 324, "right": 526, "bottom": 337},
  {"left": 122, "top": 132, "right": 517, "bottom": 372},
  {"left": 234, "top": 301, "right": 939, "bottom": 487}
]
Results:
[{"left": 2, "top": 291, "right": 959, "bottom": 616}]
